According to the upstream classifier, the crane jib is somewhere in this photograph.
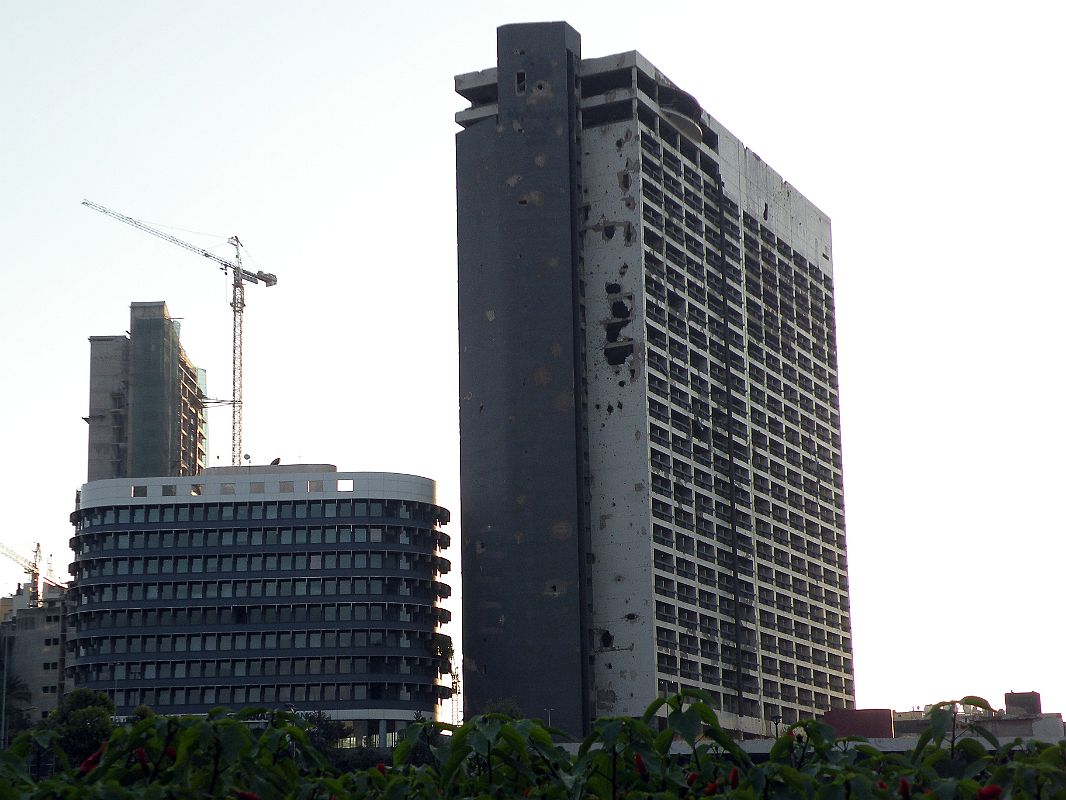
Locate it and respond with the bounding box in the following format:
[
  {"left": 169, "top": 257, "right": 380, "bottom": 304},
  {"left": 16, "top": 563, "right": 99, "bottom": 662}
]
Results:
[{"left": 81, "top": 198, "right": 278, "bottom": 467}]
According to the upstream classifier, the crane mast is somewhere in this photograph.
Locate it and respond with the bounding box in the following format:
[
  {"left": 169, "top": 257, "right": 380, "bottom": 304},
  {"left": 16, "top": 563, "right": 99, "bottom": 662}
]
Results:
[{"left": 82, "top": 200, "right": 277, "bottom": 466}]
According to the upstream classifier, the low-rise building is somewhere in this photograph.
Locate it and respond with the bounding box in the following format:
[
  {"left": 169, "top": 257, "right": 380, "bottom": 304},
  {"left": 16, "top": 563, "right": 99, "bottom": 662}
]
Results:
[{"left": 0, "top": 583, "right": 69, "bottom": 734}]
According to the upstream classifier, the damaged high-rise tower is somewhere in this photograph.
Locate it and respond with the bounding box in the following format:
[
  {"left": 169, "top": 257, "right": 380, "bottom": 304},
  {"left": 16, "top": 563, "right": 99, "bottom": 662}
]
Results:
[{"left": 456, "top": 22, "right": 853, "bottom": 736}]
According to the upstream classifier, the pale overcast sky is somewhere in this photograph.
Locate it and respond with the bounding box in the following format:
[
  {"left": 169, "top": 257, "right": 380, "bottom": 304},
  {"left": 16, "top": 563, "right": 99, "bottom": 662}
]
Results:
[{"left": 2, "top": 0, "right": 1064, "bottom": 718}]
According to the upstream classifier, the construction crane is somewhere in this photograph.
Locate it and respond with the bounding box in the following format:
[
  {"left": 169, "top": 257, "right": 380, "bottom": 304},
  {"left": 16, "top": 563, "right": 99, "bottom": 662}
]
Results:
[
  {"left": 450, "top": 661, "right": 462, "bottom": 725},
  {"left": 0, "top": 543, "right": 65, "bottom": 608},
  {"left": 82, "top": 200, "right": 278, "bottom": 466}
]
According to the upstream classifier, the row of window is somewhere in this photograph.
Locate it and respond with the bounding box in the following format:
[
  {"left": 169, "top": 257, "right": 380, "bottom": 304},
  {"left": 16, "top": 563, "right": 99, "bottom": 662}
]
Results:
[
  {"left": 75, "top": 525, "right": 442, "bottom": 555},
  {"left": 77, "top": 551, "right": 444, "bottom": 579},
  {"left": 102, "top": 682, "right": 445, "bottom": 710},
  {"left": 77, "top": 654, "right": 442, "bottom": 682},
  {"left": 73, "top": 627, "right": 445, "bottom": 658},
  {"left": 75, "top": 577, "right": 443, "bottom": 606},
  {"left": 76, "top": 499, "right": 445, "bottom": 529},
  {"left": 71, "top": 603, "right": 446, "bottom": 633}
]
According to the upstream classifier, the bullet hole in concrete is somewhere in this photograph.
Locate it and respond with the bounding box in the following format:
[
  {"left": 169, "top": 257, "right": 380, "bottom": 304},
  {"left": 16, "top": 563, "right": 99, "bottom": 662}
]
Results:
[
  {"left": 618, "top": 380, "right": 626, "bottom": 387},
  {"left": 607, "top": 662, "right": 613, "bottom": 670},
  {"left": 594, "top": 403, "right": 601, "bottom": 410},
  {"left": 479, "top": 403, "right": 484, "bottom": 413},
  {"left": 475, "top": 541, "right": 487, "bottom": 554},
  {"left": 620, "top": 171, "right": 631, "bottom": 191},
  {"left": 629, "top": 366, "right": 636, "bottom": 381},
  {"left": 763, "top": 202, "right": 769, "bottom": 221},
  {"left": 619, "top": 262, "right": 628, "bottom": 275},
  {"left": 603, "top": 225, "right": 615, "bottom": 240},
  {"left": 625, "top": 612, "right": 639, "bottom": 621},
  {"left": 605, "top": 343, "right": 633, "bottom": 365},
  {"left": 605, "top": 283, "right": 635, "bottom": 357},
  {"left": 606, "top": 404, "right": 614, "bottom": 414},
  {"left": 623, "top": 223, "right": 634, "bottom": 245},
  {"left": 516, "top": 71, "right": 526, "bottom": 94},
  {"left": 535, "top": 81, "right": 546, "bottom": 91},
  {"left": 617, "top": 401, "right": 623, "bottom": 410},
  {"left": 623, "top": 197, "right": 636, "bottom": 210},
  {"left": 601, "top": 630, "right": 614, "bottom": 648},
  {"left": 518, "top": 198, "right": 527, "bottom": 205}
]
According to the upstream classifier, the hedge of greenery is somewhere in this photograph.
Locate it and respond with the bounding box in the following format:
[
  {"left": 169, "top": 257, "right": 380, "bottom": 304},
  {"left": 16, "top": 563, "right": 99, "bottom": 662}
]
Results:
[{"left": 3, "top": 689, "right": 1065, "bottom": 800}]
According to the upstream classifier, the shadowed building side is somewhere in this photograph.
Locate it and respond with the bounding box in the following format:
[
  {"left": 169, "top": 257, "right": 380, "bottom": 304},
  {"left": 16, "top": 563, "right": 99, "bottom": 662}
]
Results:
[{"left": 456, "top": 22, "right": 588, "bottom": 735}]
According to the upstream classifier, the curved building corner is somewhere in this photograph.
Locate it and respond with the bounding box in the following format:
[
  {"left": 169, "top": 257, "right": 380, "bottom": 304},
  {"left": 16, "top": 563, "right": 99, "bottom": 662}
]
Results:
[{"left": 67, "top": 464, "right": 452, "bottom": 746}]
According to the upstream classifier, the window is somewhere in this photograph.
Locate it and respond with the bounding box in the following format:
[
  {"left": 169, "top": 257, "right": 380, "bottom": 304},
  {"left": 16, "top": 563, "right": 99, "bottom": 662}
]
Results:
[
  {"left": 162, "top": 484, "right": 176, "bottom": 496},
  {"left": 132, "top": 485, "right": 147, "bottom": 497}
]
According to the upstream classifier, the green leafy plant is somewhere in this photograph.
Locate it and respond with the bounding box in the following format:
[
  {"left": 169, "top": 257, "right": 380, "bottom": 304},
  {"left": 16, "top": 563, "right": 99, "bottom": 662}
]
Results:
[{"left": 1, "top": 694, "right": 1061, "bottom": 800}]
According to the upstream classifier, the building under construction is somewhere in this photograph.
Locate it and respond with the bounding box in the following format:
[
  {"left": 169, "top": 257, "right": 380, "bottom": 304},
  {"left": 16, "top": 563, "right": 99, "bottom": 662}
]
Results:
[{"left": 86, "top": 302, "right": 207, "bottom": 481}]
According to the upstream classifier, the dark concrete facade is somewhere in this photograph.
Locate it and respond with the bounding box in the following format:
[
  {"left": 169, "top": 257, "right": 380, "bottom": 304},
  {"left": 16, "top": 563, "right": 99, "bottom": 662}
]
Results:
[{"left": 456, "top": 23, "right": 588, "bottom": 735}]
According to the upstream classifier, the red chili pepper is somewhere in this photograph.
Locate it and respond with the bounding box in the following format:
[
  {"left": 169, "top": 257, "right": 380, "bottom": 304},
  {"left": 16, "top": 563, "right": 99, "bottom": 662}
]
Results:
[
  {"left": 134, "top": 747, "right": 149, "bottom": 767},
  {"left": 687, "top": 772, "right": 699, "bottom": 786},
  {"left": 164, "top": 746, "right": 177, "bottom": 760},
  {"left": 634, "top": 752, "right": 648, "bottom": 779},
  {"left": 524, "top": 788, "right": 531, "bottom": 798},
  {"left": 976, "top": 787, "right": 1003, "bottom": 800},
  {"left": 729, "top": 767, "right": 739, "bottom": 789},
  {"left": 376, "top": 761, "right": 387, "bottom": 775},
  {"left": 233, "top": 791, "right": 260, "bottom": 800},
  {"left": 703, "top": 781, "right": 718, "bottom": 796},
  {"left": 899, "top": 777, "right": 911, "bottom": 800},
  {"left": 77, "top": 744, "right": 106, "bottom": 776}
]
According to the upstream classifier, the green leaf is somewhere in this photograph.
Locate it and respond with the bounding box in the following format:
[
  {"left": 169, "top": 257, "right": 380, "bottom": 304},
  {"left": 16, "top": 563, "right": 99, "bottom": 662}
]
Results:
[
  {"left": 653, "top": 727, "right": 674, "bottom": 754},
  {"left": 641, "top": 697, "right": 667, "bottom": 724},
  {"left": 965, "top": 723, "right": 999, "bottom": 752},
  {"left": 667, "top": 707, "right": 702, "bottom": 746},
  {"left": 959, "top": 697, "right": 992, "bottom": 712},
  {"left": 927, "top": 708, "right": 951, "bottom": 743}
]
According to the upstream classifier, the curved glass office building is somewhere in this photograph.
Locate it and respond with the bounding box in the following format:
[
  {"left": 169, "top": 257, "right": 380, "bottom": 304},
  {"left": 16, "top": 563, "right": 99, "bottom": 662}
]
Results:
[{"left": 68, "top": 465, "right": 451, "bottom": 744}]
